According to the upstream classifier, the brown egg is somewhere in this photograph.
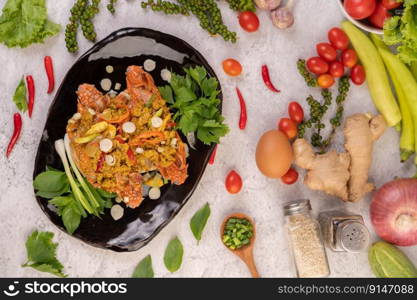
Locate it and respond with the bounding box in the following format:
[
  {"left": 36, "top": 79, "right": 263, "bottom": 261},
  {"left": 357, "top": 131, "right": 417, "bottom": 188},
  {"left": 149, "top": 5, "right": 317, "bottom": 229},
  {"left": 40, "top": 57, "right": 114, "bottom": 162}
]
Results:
[{"left": 255, "top": 130, "right": 294, "bottom": 178}]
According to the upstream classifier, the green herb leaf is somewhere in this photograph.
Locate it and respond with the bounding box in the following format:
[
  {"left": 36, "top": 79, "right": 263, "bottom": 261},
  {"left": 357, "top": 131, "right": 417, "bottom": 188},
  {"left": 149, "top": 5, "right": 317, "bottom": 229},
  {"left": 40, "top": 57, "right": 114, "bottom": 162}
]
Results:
[
  {"left": 96, "top": 188, "right": 116, "bottom": 199},
  {"left": 132, "top": 255, "right": 154, "bottom": 278},
  {"left": 158, "top": 86, "right": 174, "bottom": 104},
  {"left": 0, "top": 0, "right": 60, "bottom": 48},
  {"left": 23, "top": 231, "right": 66, "bottom": 277},
  {"left": 163, "top": 237, "right": 183, "bottom": 273},
  {"left": 162, "top": 66, "right": 229, "bottom": 145},
  {"left": 13, "top": 77, "right": 27, "bottom": 112},
  {"left": 190, "top": 203, "right": 211, "bottom": 242},
  {"left": 34, "top": 171, "right": 70, "bottom": 198},
  {"left": 49, "top": 195, "right": 84, "bottom": 234}
]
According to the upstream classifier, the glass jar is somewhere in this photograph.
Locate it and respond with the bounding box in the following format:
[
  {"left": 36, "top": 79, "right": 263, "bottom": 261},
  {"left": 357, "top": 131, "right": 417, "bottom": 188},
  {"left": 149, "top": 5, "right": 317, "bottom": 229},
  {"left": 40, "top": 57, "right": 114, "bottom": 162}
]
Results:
[
  {"left": 284, "top": 199, "right": 330, "bottom": 278},
  {"left": 318, "top": 210, "right": 370, "bottom": 253}
]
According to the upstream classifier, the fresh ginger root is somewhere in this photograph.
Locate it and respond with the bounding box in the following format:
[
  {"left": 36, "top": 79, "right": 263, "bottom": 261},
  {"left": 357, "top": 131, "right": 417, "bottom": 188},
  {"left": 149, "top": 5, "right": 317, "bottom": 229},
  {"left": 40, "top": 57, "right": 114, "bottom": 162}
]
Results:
[
  {"left": 293, "top": 138, "right": 351, "bottom": 200},
  {"left": 344, "top": 113, "right": 387, "bottom": 202}
]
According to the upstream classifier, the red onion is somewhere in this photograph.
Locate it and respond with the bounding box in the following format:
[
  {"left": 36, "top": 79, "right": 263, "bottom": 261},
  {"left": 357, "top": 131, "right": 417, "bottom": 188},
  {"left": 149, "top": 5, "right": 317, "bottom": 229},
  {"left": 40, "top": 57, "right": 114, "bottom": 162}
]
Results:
[{"left": 371, "top": 179, "right": 417, "bottom": 246}]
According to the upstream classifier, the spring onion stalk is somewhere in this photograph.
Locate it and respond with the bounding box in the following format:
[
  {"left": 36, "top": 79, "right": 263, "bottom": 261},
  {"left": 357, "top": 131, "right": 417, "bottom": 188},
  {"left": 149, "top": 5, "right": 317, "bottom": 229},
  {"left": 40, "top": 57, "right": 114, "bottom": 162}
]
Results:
[
  {"left": 64, "top": 134, "right": 100, "bottom": 211},
  {"left": 54, "top": 139, "right": 94, "bottom": 214},
  {"left": 371, "top": 35, "right": 415, "bottom": 162}
]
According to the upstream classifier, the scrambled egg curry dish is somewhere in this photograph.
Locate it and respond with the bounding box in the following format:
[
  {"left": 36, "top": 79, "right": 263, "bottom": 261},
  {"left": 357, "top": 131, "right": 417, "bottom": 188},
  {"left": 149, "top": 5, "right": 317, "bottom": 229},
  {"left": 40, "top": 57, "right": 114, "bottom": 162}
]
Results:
[{"left": 67, "top": 66, "right": 188, "bottom": 208}]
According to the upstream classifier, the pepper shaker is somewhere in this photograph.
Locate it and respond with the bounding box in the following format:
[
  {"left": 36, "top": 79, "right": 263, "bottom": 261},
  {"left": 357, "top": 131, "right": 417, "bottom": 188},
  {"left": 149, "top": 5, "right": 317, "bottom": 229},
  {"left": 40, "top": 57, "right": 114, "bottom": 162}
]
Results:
[{"left": 319, "top": 210, "right": 370, "bottom": 253}]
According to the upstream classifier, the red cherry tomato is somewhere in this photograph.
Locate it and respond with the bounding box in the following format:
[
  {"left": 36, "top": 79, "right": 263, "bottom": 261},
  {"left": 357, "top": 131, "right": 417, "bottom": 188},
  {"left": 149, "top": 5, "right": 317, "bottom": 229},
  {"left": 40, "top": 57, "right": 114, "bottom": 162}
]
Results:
[
  {"left": 318, "top": 74, "right": 335, "bottom": 89},
  {"left": 222, "top": 58, "right": 242, "bottom": 76},
  {"left": 350, "top": 65, "right": 366, "bottom": 85},
  {"left": 278, "top": 118, "right": 298, "bottom": 139},
  {"left": 342, "top": 49, "right": 358, "bottom": 68},
  {"left": 328, "top": 27, "right": 350, "bottom": 50},
  {"left": 288, "top": 102, "right": 304, "bottom": 124},
  {"left": 329, "top": 61, "right": 345, "bottom": 78},
  {"left": 225, "top": 170, "right": 243, "bottom": 194},
  {"left": 316, "top": 43, "right": 337, "bottom": 62},
  {"left": 238, "top": 11, "right": 260, "bottom": 32},
  {"left": 306, "top": 57, "right": 329, "bottom": 75},
  {"left": 344, "top": 0, "right": 376, "bottom": 20},
  {"left": 381, "top": 0, "right": 402, "bottom": 10},
  {"left": 369, "top": 2, "right": 391, "bottom": 29},
  {"left": 281, "top": 168, "right": 299, "bottom": 185}
]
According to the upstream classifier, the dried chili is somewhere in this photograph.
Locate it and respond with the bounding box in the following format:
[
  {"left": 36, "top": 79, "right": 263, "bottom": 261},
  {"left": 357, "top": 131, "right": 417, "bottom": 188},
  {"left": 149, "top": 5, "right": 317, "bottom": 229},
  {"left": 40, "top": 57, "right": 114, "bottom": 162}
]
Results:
[
  {"left": 208, "top": 144, "right": 217, "bottom": 165},
  {"left": 6, "top": 113, "right": 23, "bottom": 158},
  {"left": 127, "top": 148, "right": 136, "bottom": 163},
  {"left": 261, "top": 64, "right": 280, "bottom": 93},
  {"left": 236, "top": 87, "right": 247, "bottom": 130},
  {"left": 96, "top": 152, "right": 105, "bottom": 172},
  {"left": 44, "top": 56, "right": 55, "bottom": 94},
  {"left": 26, "top": 75, "right": 35, "bottom": 118}
]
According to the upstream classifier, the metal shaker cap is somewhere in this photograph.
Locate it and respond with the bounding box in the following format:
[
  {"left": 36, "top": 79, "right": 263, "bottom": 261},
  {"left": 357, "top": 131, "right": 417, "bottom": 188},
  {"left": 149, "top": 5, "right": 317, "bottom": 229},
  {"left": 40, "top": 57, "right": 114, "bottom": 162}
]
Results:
[
  {"left": 283, "top": 199, "right": 311, "bottom": 216},
  {"left": 336, "top": 220, "right": 370, "bottom": 253}
]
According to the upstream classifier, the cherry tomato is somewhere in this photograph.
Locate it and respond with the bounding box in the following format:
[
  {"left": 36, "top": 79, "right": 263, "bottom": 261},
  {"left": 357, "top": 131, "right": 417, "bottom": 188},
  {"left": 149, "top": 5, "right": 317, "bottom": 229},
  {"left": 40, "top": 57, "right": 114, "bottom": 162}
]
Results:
[
  {"left": 225, "top": 170, "right": 243, "bottom": 194},
  {"left": 316, "top": 43, "right": 337, "bottom": 62},
  {"left": 328, "top": 27, "right": 350, "bottom": 50},
  {"left": 238, "top": 11, "right": 260, "bottom": 32},
  {"left": 381, "top": 0, "right": 402, "bottom": 10},
  {"left": 342, "top": 49, "right": 358, "bottom": 68},
  {"left": 278, "top": 118, "right": 298, "bottom": 139},
  {"left": 350, "top": 65, "right": 366, "bottom": 85},
  {"left": 329, "top": 61, "right": 345, "bottom": 78},
  {"left": 369, "top": 2, "right": 391, "bottom": 29},
  {"left": 306, "top": 57, "right": 329, "bottom": 75},
  {"left": 281, "top": 168, "right": 298, "bottom": 185},
  {"left": 317, "top": 74, "right": 335, "bottom": 89},
  {"left": 288, "top": 102, "right": 304, "bottom": 124},
  {"left": 344, "top": 0, "right": 376, "bottom": 20},
  {"left": 222, "top": 58, "right": 242, "bottom": 76}
]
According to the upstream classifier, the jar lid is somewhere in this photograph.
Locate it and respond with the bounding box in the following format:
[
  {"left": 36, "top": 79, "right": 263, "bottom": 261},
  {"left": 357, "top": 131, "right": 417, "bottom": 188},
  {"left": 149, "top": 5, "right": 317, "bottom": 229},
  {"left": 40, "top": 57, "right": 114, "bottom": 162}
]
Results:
[
  {"left": 283, "top": 199, "right": 311, "bottom": 216},
  {"left": 337, "top": 220, "right": 370, "bottom": 253}
]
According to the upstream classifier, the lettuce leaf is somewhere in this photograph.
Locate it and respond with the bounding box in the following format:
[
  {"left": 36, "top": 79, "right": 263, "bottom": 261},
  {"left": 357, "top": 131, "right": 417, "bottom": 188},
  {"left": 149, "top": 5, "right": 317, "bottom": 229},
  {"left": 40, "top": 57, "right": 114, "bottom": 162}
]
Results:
[{"left": 0, "top": 0, "right": 60, "bottom": 48}]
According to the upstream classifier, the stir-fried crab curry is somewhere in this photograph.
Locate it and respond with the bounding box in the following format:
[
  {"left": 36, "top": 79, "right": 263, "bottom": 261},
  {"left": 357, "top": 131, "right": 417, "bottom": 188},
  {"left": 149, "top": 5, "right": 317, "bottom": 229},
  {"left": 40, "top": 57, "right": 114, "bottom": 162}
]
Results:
[{"left": 66, "top": 66, "right": 188, "bottom": 208}]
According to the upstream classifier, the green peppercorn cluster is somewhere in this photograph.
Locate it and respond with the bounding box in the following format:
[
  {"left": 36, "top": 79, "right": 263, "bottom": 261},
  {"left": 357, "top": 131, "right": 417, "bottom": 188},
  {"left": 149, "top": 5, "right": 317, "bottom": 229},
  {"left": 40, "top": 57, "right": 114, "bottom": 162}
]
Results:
[
  {"left": 226, "top": 0, "right": 256, "bottom": 12},
  {"left": 65, "top": 0, "right": 105, "bottom": 53},
  {"left": 297, "top": 59, "right": 318, "bottom": 87},
  {"left": 297, "top": 61, "right": 351, "bottom": 151},
  {"left": 141, "top": 0, "right": 237, "bottom": 43},
  {"left": 107, "top": 0, "right": 118, "bottom": 13}
]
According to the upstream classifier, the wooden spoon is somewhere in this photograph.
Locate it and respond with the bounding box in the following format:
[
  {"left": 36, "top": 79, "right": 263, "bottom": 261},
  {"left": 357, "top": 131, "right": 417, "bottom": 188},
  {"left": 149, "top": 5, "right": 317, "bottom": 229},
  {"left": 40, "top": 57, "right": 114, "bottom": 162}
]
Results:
[{"left": 221, "top": 213, "right": 260, "bottom": 278}]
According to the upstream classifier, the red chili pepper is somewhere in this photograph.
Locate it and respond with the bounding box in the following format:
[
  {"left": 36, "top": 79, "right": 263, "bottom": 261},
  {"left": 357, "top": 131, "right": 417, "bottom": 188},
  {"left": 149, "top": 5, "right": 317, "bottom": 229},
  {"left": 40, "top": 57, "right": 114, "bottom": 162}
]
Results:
[
  {"left": 44, "top": 56, "right": 55, "bottom": 94},
  {"left": 127, "top": 148, "right": 136, "bottom": 163},
  {"left": 6, "top": 113, "right": 23, "bottom": 158},
  {"left": 96, "top": 152, "right": 105, "bottom": 172},
  {"left": 26, "top": 75, "right": 35, "bottom": 118},
  {"left": 114, "top": 136, "right": 126, "bottom": 144},
  {"left": 261, "top": 64, "right": 280, "bottom": 93},
  {"left": 208, "top": 144, "right": 217, "bottom": 165},
  {"left": 236, "top": 87, "right": 247, "bottom": 130}
]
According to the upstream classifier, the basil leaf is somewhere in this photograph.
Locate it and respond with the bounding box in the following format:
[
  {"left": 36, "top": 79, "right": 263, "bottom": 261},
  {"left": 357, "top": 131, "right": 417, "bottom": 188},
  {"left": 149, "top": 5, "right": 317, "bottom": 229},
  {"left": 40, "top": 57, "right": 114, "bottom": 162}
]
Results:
[
  {"left": 190, "top": 203, "right": 211, "bottom": 242},
  {"left": 62, "top": 203, "right": 82, "bottom": 235},
  {"left": 132, "top": 255, "right": 154, "bottom": 278},
  {"left": 13, "top": 77, "right": 27, "bottom": 112},
  {"left": 164, "top": 237, "right": 183, "bottom": 273},
  {"left": 34, "top": 171, "right": 70, "bottom": 197}
]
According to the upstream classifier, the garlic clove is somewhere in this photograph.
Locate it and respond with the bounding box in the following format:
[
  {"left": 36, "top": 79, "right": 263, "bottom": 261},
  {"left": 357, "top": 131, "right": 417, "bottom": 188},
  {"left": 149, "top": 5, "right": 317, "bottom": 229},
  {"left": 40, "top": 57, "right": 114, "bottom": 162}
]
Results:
[
  {"left": 149, "top": 187, "right": 161, "bottom": 200},
  {"left": 122, "top": 121, "right": 136, "bottom": 134},
  {"left": 144, "top": 59, "right": 156, "bottom": 72},
  {"left": 110, "top": 204, "right": 124, "bottom": 220},
  {"left": 99, "top": 138, "right": 113, "bottom": 153}
]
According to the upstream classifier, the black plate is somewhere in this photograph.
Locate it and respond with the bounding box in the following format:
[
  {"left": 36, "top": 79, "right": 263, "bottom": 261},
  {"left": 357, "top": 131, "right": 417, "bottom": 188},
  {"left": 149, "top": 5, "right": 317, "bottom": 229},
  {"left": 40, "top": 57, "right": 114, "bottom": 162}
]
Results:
[{"left": 33, "top": 28, "right": 220, "bottom": 252}]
